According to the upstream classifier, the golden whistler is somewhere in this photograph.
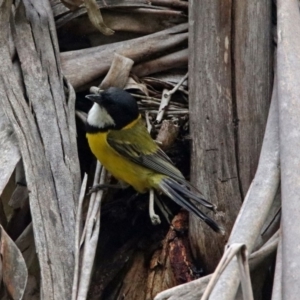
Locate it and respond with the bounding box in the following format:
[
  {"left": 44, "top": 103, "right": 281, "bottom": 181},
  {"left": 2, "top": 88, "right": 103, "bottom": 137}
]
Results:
[{"left": 86, "top": 87, "right": 222, "bottom": 233}]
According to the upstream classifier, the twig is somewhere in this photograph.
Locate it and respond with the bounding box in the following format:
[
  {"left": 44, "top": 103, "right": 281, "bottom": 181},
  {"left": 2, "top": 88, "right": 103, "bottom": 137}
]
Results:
[
  {"left": 129, "top": 93, "right": 162, "bottom": 102},
  {"left": 72, "top": 173, "right": 88, "bottom": 300},
  {"left": 167, "top": 72, "right": 188, "bottom": 96},
  {"left": 143, "top": 110, "right": 189, "bottom": 114},
  {"left": 156, "top": 73, "right": 188, "bottom": 122},
  {"left": 156, "top": 89, "right": 172, "bottom": 123},
  {"left": 75, "top": 110, "right": 87, "bottom": 124},
  {"left": 79, "top": 162, "right": 101, "bottom": 246},
  {"left": 271, "top": 230, "right": 282, "bottom": 300},
  {"left": 201, "top": 244, "right": 253, "bottom": 300},
  {"left": 76, "top": 163, "right": 106, "bottom": 299}
]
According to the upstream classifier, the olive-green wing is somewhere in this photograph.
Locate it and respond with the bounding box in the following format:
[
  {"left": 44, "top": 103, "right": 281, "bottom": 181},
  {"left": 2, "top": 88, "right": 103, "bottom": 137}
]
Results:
[{"left": 107, "top": 120, "right": 184, "bottom": 182}]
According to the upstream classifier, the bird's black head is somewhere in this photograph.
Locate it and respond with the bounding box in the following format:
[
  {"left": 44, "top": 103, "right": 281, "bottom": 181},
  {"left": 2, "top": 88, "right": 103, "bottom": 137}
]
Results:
[{"left": 86, "top": 87, "right": 139, "bottom": 132}]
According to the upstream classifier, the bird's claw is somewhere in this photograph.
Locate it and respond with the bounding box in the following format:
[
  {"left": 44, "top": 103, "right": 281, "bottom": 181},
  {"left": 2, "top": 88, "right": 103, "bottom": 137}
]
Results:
[
  {"left": 150, "top": 214, "right": 161, "bottom": 225},
  {"left": 87, "top": 184, "right": 104, "bottom": 195}
]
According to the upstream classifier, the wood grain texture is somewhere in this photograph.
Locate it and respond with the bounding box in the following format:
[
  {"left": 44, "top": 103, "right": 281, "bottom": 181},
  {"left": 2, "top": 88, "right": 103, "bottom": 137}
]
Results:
[
  {"left": 188, "top": 0, "right": 273, "bottom": 273},
  {"left": 61, "top": 23, "right": 188, "bottom": 89},
  {"left": 0, "top": 109, "right": 20, "bottom": 197},
  {"left": 277, "top": 0, "right": 300, "bottom": 298},
  {"left": 0, "top": 0, "right": 80, "bottom": 298},
  {"left": 188, "top": 0, "right": 241, "bottom": 272},
  {"left": 234, "top": 0, "right": 273, "bottom": 197}
]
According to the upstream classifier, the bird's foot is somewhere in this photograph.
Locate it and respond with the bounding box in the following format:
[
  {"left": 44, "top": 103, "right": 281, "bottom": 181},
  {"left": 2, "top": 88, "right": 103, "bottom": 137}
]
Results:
[
  {"left": 149, "top": 189, "right": 161, "bottom": 225},
  {"left": 150, "top": 214, "right": 161, "bottom": 225}
]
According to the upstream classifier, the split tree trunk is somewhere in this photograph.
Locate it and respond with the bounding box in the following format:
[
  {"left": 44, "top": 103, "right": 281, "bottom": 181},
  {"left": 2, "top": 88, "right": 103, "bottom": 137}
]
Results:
[
  {"left": 189, "top": 0, "right": 273, "bottom": 272},
  {"left": 0, "top": 0, "right": 80, "bottom": 298}
]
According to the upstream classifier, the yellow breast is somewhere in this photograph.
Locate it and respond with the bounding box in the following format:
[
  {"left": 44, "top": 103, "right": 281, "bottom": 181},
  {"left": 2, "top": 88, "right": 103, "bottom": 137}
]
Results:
[{"left": 86, "top": 131, "right": 154, "bottom": 193}]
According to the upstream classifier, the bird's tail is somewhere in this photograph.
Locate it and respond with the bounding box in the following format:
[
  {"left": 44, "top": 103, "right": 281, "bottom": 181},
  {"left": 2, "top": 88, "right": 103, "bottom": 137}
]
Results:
[{"left": 158, "top": 177, "right": 224, "bottom": 234}]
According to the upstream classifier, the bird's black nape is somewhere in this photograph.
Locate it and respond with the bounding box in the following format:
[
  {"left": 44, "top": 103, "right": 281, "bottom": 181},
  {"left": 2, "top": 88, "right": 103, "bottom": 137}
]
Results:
[{"left": 86, "top": 87, "right": 139, "bottom": 130}]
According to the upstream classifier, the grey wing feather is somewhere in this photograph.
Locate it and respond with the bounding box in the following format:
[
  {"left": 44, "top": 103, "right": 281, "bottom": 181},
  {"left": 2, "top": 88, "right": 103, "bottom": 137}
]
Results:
[{"left": 107, "top": 124, "right": 184, "bottom": 182}]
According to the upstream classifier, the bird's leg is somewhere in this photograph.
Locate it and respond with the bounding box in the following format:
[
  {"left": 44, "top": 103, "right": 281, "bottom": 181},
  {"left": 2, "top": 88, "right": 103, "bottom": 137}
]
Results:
[
  {"left": 154, "top": 193, "right": 172, "bottom": 223},
  {"left": 149, "top": 189, "right": 161, "bottom": 225},
  {"left": 88, "top": 184, "right": 123, "bottom": 195}
]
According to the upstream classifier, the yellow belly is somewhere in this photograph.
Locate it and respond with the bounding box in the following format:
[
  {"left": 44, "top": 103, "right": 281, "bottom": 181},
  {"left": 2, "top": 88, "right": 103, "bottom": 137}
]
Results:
[{"left": 86, "top": 132, "right": 157, "bottom": 193}]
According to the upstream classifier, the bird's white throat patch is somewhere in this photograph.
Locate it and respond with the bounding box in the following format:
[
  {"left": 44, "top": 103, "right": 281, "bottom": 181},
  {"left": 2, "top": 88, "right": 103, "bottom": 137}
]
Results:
[{"left": 87, "top": 103, "right": 115, "bottom": 129}]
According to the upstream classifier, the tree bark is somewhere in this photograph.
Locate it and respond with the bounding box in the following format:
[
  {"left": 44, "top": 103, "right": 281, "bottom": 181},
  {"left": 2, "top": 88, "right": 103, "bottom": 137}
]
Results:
[
  {"left": 189, "top": 0, "right": 273, "bottom": 273},
  {"left": 234, "top": 0, "right": 273, "bottom": 197},
  {"left": 0, "top": 0, "right": 80, "bottom": 298},
  {"left": 277, "top": 0, "right": 300, "bottom": 298},
  {"left": 189, "top": 0, "right": 241, "bottom": 272}
]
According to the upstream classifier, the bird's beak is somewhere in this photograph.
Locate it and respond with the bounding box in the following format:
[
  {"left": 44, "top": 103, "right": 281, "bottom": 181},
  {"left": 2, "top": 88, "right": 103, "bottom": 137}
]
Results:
[{"left": 85, "top": 94, "right": 102, "bottom": 104}]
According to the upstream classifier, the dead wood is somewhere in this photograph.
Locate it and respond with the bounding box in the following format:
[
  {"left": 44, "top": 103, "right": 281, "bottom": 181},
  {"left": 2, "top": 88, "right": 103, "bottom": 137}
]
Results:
[
  {"left": 150, "top": 0, "right": 188, "bottom": 10},
  {"left": 61, "top": 23, "right": 188, "bottom": 90},
  {"left": 156, "top": 120, "right": 179, "bottom": 151},
  {"left": 84, "top": 0, "right": 114, "bottom": 35},
  {"left": 277, "top": 0, "right": 300, "bottom": 298},
  {"left": 132, "top": 49, "right": 187, "bottom": 78},
  {"left": 54, "top": 1, "right": 187, "bottom": 34},
  {"left": 234, "top": 0, "right": 273, "bottom": 197},
  {"left": 155, "top": 229, "right": 278, "bottom": 300},
  {"left": 73, "top": 53, "right": 136, "bottom": 299},
  {"left": 100, "top": 53, "right": 134, "bottom": 89},
  {"left": 0, "top": 0, "right": 80, "bottom": 298},
  {"left": 52, "top": 0, "right": 171, "bottom": 21},
  {"left": 115, "top": 211, "right": 195, "bottom": 300},
  {"left": 188, "top": 0, "right": 273, "bottom": 276},
  {"left": 0, "top": 225, "right": 28, "bottom": 299},
  {"left": 188, "top": 0, "right": 241, "bottom": 272},
  {"left": 157, "top": 75, "right": 279, "bottom": 300},
  {"left": 208, "top": 80, "right": 279, "bottom": 299},
  {"left": 56, "top": 6, "right": 186, "bottom": 34},
  {"left": 0, "top": 109, "right": 20, "bottom": 197},
  {"left": 60, "top": 0, "right": 83, "bottom": 11},
  {"left": 271, "top": 231, "right": 282, "bottom": 300}
]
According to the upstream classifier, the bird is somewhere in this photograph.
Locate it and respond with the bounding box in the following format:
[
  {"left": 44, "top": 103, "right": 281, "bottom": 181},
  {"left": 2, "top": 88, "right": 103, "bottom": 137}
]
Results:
[{"left": 85, "top": 87, "right": 223, "bottom": 233}]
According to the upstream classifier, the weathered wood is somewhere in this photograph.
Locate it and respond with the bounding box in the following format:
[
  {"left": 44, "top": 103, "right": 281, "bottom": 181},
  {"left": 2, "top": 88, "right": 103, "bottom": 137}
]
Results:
[
  {"left": 0, "top": 225, "right": 28, "bottom": 299},
  {"left": 61, "top": 23, "right": 188, "bottom": 90},
  {"left": 115, "top": 212, "right": 195, "bottom": 300},
  {"left": 188, "top": 0, "right": 241, "bottom": 272},
  {"left": 0, "top": 0, "right": 80, "bottom": 298},
  {"left": 188, "top": 0, "right": 273, "bottom": 274},
  {"left": 156, "top": 120, "right": 179, "bottom": 151},
  {"left": 100, "top": 53, "right": 134, "bottom": 89},
  {"left": 155, "top": 232, "right": 278, "bottom": 300},
  {"left": 234, "top": 0, "right": 273, "bottom": 197},
  {"left": 132, "top": 49, "right": 187, "bottom": 78},
  {"left": 271, "top": 232, "right": 282, "bottom": 300},
  {"left": 277, "top": 0, "right": 300, "bottom": 298},
  {"left": 209, "top": 80, "right": 279, "bottom": 299},
  {"left": 55, "top": 6, "right": 186, "bottom": 31},
  {"left": 0, "top": 109, "right": 20, "bottom": 197}
]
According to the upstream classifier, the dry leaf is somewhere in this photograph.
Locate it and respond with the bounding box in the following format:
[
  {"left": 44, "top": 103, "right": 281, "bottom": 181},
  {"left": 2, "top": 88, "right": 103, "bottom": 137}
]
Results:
[
  {"left": 84, "top": 0, "right": 114, "bottom": 36},
  {"left": 61, "top": 0, "right": 84, "bottom": 11},
  {"left": 0, "top": 110, "right": 20, "bottom": 198},
  {"left": 0, "top": 225, "right": 28, "bottom": 300},
  {"left": 125, "top": 77, "right": 149, "bottom": 96}
]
